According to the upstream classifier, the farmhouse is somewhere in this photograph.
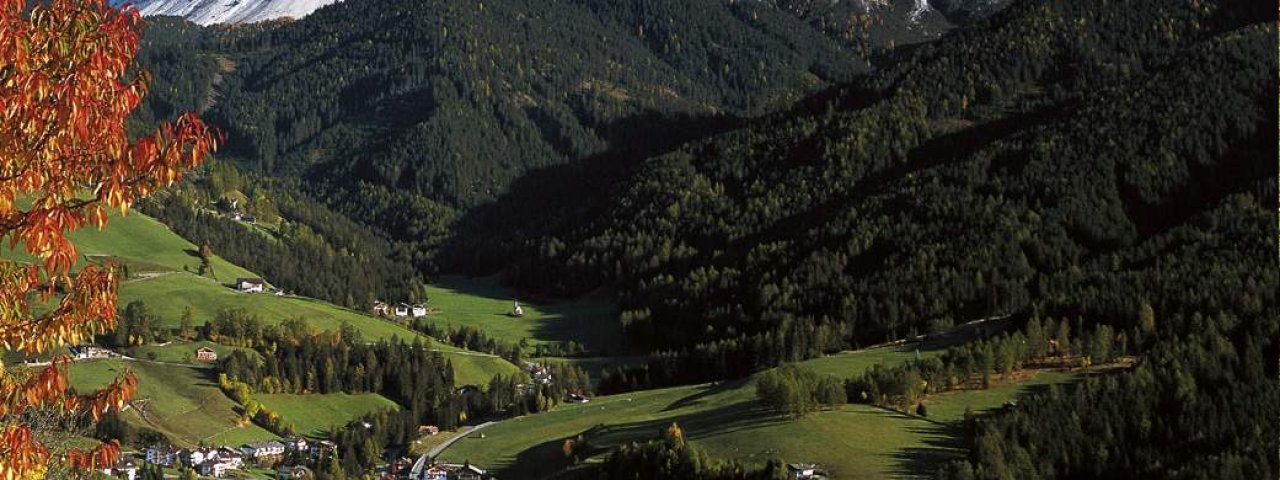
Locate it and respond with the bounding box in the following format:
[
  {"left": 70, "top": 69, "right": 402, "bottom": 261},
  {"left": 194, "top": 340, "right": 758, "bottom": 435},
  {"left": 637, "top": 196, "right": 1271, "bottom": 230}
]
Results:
[
  {"left": 236, "top": 278, "right": 266, "bottom": 293},
  {"left": 394, "top": 303, "right": 411, "bottom": 317},
  {"left": 196, "top": 347, "right": 218, "bottom": 362},
  {"left": 404, "top": 457, "right": 494, "bottom": 480},
  {"left": 454, "top": 464, "right": 487, "bottom": 480},
  {"left": 373, "top": 300, "right": 390, "bottom": 316},
  {"left": 411, "top": 303, "right": 428, "bottom": 317},
  {"left": 787, "top": 463, "right": 820, "bottom": 479}
]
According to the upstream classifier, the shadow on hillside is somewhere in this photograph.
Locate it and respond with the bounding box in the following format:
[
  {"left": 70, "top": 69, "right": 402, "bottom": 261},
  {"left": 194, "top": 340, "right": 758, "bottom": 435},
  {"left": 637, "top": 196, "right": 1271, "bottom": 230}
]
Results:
[
  {"left": 661, "top": 379, "right": 747, "bottom": 412},
  {"left": 888, "top": 420, "right": 966, "bottom": 478},
  {"left": 493, "top": 397, "right": 781, "bottom": 480},
  {"left": 440, "top": 110, "right": 743, "bottom": 282}
]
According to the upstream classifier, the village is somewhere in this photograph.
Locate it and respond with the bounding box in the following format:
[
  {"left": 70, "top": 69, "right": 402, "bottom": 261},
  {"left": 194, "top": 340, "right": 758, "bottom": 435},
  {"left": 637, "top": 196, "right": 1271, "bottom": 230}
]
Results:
[
  {"left": 99, "top": 435, "right": 498, "bottom": 480},
  {"left": 79, "top": 282, "right": 546, "bottom": 480}
]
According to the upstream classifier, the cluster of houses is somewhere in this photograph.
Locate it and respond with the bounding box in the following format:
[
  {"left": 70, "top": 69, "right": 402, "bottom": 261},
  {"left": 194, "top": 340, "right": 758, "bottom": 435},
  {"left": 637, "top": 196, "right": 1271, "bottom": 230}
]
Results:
[
  {"left": 224, "top": 199, "right": 256, "bottom": 224},
  {"left": 521, "top": 361, "right": 552, "bottom": 387},
  {"left": 114, "top": 438, "right": 337, "bottom": 479},
  {"left": 373, "top": 301, "right": 428, "bottom": 318},
  {"left": 398, "top": 455, "right": 492, "bottom": 480},
  {"left": 70, "top": 345, "right": 119, "bottom": 360}
]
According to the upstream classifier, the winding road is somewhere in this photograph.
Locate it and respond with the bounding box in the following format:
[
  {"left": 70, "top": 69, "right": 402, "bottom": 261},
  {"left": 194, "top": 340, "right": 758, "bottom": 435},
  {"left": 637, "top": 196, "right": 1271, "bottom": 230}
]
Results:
[{"left": 426, "top": 421, "right": 496, "bottom": 458}]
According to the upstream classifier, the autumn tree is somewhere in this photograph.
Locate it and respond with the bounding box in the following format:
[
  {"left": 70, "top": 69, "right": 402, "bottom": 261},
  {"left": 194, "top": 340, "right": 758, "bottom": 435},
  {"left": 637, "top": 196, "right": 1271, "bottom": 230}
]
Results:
[{"left": 0, "top": 0, "right": 217, "bottom": 476}]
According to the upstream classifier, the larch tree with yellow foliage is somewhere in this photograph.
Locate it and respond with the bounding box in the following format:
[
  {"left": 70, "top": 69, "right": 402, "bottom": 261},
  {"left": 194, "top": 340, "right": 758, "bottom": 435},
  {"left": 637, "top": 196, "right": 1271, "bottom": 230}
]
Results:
[{"left": 0, "top": 0, "right": 217, "bottom": 476}]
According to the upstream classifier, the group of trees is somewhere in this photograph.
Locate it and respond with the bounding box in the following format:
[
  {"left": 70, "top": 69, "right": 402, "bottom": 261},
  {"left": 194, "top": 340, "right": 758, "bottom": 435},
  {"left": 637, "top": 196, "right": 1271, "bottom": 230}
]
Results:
[
  {"left": 140, "top": 163, "right": 422, "bottom": 309},
  {"left": 938, "top": 311, "right": 1279, "bottom": 479},
  {"left": 461, "top": 0, "right": 1276, "bottom": 390},
  {"left": 218, "top": 375, "right": 296, "bottom": 436},
  {"left": 755, "top": 364, "right": 845, "bottom": 417},
  {"left": 850, "top": 316, "right": 1127, "bottom": 412},
  {"left": 0, "top": 0, "right": 219, "bottom": 472},
  {"left": 216, "top": 328, "right": 461, "bottom": 428},
  {"left": 595, "top": 423, "right": 788, "bottom": 480}
]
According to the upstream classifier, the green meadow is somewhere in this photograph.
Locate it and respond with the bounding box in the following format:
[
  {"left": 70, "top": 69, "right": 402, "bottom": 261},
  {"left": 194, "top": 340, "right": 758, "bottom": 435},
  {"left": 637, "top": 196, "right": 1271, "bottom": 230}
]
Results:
[
  {"left": 256, "top": 393, "right": 400, "bottom": 438},
  {"left": 424, "top": 276, "right": 627, "bottom": 355},
  {"left": 4, "top": 209, "right": 520, "bottom": 386},
  {"left": 67, "top": 359, "right": 277, "bottom": 447},
  {"left": 441, "top": 346, "right": 1078, "bottom": 479},
  {"left": 129, "top": 340, "right": 255, "bottom": 364}
]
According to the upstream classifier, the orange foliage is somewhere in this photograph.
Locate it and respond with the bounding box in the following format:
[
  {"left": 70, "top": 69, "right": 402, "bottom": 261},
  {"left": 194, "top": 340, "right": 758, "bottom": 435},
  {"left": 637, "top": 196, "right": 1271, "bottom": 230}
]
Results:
[{"left": 0, "top": 0, "right": 217, "bottom": 476}]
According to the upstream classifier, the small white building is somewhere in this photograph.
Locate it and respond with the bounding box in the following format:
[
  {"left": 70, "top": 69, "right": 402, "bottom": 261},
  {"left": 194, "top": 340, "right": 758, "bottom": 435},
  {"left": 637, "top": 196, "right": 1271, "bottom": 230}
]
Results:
[
  {"left": 235, "top": 278, "right": 266, "bottom": 293},
  {"left": 411, "top": 303, "right": 428, "bottom": 317},
  {"left": 512, "top": 300, "right": 524, "bottom": 317},
  {"left": 372, "top": 301, "right": 390, "bottom": 316},
  {"left": 101, "top": 459, "right": 139, "bottom": 480},
  {"left": 788, "top": 463, "right": 819, "bottom": 480},
  {"left": 198, "top": 460, "right": 235, "bottom": 478},
  {"left": 394, "top": 303, "right": 411, "bottom": 317}
]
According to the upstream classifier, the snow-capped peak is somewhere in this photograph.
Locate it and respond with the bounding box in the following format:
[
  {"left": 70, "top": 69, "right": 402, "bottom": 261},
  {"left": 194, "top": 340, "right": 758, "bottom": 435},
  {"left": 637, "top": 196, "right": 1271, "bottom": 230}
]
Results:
[{"left": 132, "top": 0, "right": 340, "bottom": 26}]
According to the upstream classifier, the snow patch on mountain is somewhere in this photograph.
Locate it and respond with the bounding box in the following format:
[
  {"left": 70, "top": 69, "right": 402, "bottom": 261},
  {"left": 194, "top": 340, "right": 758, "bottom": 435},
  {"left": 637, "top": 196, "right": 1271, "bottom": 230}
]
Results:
[{"left": 133, "top": 0, "right": 339, "bottom": 25}]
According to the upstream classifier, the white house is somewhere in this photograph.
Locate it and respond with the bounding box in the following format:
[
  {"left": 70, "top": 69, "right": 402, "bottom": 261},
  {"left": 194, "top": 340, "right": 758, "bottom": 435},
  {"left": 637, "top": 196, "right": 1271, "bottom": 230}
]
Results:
[
  {"left": 243, "top": 441, "right": 286, "bottom": 459},
  {"left": 372, "top": 300, "right": 390, "bottom": 316},
  {"left": 235, "top": 278, "right": 266, "bottom": 293},
  {"left": 411, "top": 303, "right": 428, "bottom": 317},
  {"left": 218, "top": 449, "right": 244, "bottom": 468},
  {"left": 512, "top": 300, "right": 524, "bottom": 317},
  {"left": 394, "top": 303, "right": 411, "bottom": 317},
  {"left": 186, "top": 448, "right": 217, "bottom": 467},
  {"left": 198, "top": 460, "right": 235, "bottom": 478}
]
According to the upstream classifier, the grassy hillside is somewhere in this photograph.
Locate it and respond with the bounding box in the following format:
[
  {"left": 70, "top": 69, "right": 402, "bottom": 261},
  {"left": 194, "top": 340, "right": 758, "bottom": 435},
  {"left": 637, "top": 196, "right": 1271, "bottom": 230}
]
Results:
[
  {"left": 440, "top": 348, "right": 1077, "bottom": 479},
  {"left": 425, "top": 276, "right": 626, "bottom": 354},
  {"left": 14, "top": 209, "right": 520, "bottom": 386},
  {"left": 68, "top": 360, "right": 277, "bottom": 447},
  {"left": 256, "top": 393, "right": 399, "bottom": 438},
  {"left": 68, "top": 212, "right": 258, "bottom": 280},
  {"left": 129, "top": 341, "right": 255, "bottom": 364}
]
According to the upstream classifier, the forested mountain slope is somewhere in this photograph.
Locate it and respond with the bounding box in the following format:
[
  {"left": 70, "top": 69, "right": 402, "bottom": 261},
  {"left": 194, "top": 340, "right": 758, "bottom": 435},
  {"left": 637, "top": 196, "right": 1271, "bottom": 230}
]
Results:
[
  {"left": 193, "top": 0, "right": 958, "bottom": 255},
  {"left": 457, "top": 0, "right": 1276, "bottom": 376}
]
